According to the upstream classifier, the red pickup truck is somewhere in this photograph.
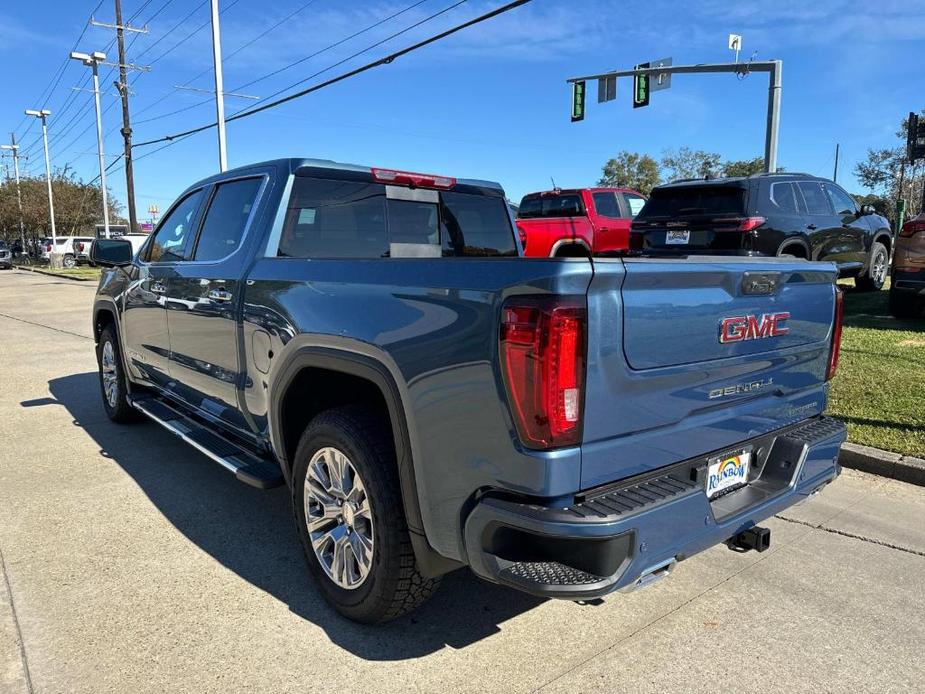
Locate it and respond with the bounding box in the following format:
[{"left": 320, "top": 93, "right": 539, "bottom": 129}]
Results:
[{"left": 516, "top": 187, "right": 646, "bottom": 257}]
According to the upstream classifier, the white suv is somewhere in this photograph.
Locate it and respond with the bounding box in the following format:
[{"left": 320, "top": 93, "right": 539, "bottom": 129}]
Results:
[{"left": 41, "top": 236, "right": 96, "bottom": 268}]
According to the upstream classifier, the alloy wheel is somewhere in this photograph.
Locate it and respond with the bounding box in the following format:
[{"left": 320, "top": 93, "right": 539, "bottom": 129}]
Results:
[
  {"left": 101, "top": 340, "right": 119, "bottom": 409},
  {"left": 304, "top": 446, "right": 374, "bottom": 590}
]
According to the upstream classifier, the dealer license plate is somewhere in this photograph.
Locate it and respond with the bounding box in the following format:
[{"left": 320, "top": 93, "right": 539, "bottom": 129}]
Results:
[
  {"left": 665, "top": 229, "right": 690, "bottom": 244},
  {"left": 705, "top": 450, "right": 751, "bottom": 499}
]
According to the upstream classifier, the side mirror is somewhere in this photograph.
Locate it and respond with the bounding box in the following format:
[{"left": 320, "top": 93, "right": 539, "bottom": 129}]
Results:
[
  {"left": 860, "top": 204, "right": 875, "bottom": 216},
  {"left": 90, "top": 238, "right": 134, "bottom": 267}
]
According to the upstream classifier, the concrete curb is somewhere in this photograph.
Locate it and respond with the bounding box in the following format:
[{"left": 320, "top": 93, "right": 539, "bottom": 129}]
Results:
[
  {"left": 840, "top": 442, "right": 925, "bottom": 487},
  {"left": 13, "top": 265, "right": 97, "bottom": 282}
]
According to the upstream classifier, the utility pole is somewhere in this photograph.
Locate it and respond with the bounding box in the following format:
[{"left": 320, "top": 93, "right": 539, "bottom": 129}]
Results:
[
  {"left": 114, "top": 0, "right": 137, "bottom": 233},
  {"left": 833, "top": 143, "right": 840, "bottom": 182},
  {"left": 25, "top": 109, "right": 58, "bottom": 265},
  {"left": 91, "top": 4, "right": 148, "bottom": 233},
  {"left": 0, "top": 136, "right": 26, "bottom": 253},
  {"left": 210, "top": 0, "right": 228, "bottom": 171},
  {"left": 567, "top": 60, "right": 784, "bottom": 173},
  {"left": 70, "top": 51, "right": 111, "bottom": 238}
]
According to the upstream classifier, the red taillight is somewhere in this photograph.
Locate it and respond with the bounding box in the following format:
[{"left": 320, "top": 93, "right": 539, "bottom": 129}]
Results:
[
  {"left": 76, "top": 242, "right": 84, "bottom": 252},
  {"left": 737, "top": 216, "right": 766, "bottom": 232},
  {"left": 45, "top": 243, "right": 52, "bottom": 252},
  {"left": 826, "top": 288, "right": 844, "bottom": 381},
  {"left": 517, "top": 224, "right": 527, "bottom": 249},
  {"left": 900, "top": 219, "right": 925, "bottom": 237},
  {"left": 500, "top": 296, "right": 586, "bottom": 449},
  {"left": 371, "top": 167, "right": 456, "bottom": 189}
]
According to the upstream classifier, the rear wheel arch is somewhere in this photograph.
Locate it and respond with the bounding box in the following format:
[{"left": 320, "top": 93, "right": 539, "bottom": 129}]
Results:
[
  {"left": 777, "top": 238, "right": 810, "bottom": 259},
  {"left": 872, "top": 231, "right": 892, "bottom": 259},
  {"left": 550, "top": 239, "right": 591, "bottom": 258},
  {"left": 269, "top": 346, "right": 457, "bottom": 575}
]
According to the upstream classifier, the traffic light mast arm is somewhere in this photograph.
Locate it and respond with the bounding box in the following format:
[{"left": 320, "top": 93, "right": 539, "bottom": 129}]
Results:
[
  {"left": 566, "top": 60, "right": 779, "bottom": 83},
  {"left": 566, "top": 60, "right": 782, "bottom": 174}
]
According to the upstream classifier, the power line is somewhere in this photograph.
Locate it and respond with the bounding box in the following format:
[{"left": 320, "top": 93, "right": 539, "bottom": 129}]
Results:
[
  {"left": 133, "top": 0, "right": 434, "bottom": 126},
  {"left": 134, "top": 0, "right": 321, "bottom": 117},
  {"left": 135, "top": 0, "right": 533, "bottom": 148}
]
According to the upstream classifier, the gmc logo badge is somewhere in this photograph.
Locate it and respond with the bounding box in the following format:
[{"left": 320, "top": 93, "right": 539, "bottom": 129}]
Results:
[{"left": 719, "top": 312, "right": 790, "bottom": 343}]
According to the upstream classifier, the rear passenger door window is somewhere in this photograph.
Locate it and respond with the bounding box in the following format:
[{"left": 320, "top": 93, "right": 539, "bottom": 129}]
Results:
[
  {"left": 193, "top": 177, "right": 263, "bottom": 261},
  {"left": 592, "top": 192, "right": 621, "bottom": 219},
  {"left": 797, "top": 182, "right": 832, "bottom": 216}
]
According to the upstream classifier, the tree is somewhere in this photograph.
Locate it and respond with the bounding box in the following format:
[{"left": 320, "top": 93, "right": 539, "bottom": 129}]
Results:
[
  {"left": 721, "top": 156, "right": 766, "bottom": 178},
  {"left": 597, "top": 151, "right": 661, "bottom": 195},
  {"left": 0, "top": 170, "right": 122, "bottom": 248},
  {"left": 853, "top": 109, "right": 925, "bottom": 222},
  {"left": 660, "top": 147, "right": 722, "bottom": 181}
]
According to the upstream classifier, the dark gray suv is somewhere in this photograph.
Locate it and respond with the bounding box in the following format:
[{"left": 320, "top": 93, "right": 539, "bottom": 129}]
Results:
[{"left": 631, "top": 172, "right": 894, "bottom": 291}]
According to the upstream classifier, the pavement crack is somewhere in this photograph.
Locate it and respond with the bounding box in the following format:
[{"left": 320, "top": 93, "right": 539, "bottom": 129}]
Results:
[
  {"left": 0, "top": 547, "right": 34, "bottom": 694},
  {"left": 775, "top": 515, "right": 925, "bottom": 558},
  {"left": 0, "top": 312, "right": 93, "bottom": 341}
]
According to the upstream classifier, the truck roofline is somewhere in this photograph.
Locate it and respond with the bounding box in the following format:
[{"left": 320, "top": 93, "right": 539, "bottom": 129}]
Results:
[{"left": 183, "top": 157, "right": 505, "bottom": 194}]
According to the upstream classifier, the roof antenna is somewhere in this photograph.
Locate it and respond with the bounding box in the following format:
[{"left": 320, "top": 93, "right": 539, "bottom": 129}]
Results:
[{"left": 550, "top": 176, "right": 560, "bottom": 192}]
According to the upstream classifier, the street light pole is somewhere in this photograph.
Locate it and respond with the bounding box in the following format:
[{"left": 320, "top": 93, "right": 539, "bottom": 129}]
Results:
[
  {"left": 210, "top": 0, "right": 228, "bottom": 171},
  {"left": 0, "top": 138, "right": 26, "bottom": 253},
  {"left": 71, "top": 51, "right": 111, "bottom": 239},
  {"left": 25, "top": 109, "right": 57, "bottom": 260}
]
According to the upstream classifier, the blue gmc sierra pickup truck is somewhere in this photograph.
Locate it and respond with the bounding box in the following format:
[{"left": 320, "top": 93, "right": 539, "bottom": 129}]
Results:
[{"left": 90, "top": 158, "right": 847, "bottom": 623}]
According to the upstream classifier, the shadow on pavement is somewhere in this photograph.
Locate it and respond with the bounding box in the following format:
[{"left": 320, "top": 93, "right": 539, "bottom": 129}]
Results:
[{"left": 39, "top": 372, "right": 547, "bottom": 660}]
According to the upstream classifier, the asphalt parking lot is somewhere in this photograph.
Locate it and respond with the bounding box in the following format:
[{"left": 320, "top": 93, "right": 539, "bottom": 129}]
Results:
[{"left": 1, "top": 269, "right": 924, "bottom": 694}]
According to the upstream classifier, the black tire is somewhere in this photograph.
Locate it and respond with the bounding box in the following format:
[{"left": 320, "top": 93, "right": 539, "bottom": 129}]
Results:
[
  {"left": 889, "top": 287, "right": 922, "bottom": 319},
  {"left": 62, "top": 253, "right": 76, "bottom": 269},
  {"left": 291, "top": 405, "right": 440, "bottom": 623},
  {"left": 96, "top": 324, "right": 139, "bottom": 423},
  {"left": 855, "top": 242, "right": 888, "bottom": 292}
]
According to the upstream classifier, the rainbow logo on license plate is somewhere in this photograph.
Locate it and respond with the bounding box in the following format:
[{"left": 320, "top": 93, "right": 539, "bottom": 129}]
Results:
[{"left": 706, "top": 451, "right": 751, "bottom": 499}]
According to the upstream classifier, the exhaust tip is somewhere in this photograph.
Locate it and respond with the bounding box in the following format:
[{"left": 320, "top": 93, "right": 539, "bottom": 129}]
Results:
[{"left": 727, "top": 526, "right": 771, "bottom": 553}]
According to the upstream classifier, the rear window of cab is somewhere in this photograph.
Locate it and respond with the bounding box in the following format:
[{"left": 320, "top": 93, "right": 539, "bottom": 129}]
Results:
[{"left": 517, "top": 194, "right": 584, "bottom": 219}]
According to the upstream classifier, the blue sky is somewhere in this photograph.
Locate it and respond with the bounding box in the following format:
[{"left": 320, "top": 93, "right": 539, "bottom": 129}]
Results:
[{"left": 1, "top": 0, "right": 924, "bottom": 220}]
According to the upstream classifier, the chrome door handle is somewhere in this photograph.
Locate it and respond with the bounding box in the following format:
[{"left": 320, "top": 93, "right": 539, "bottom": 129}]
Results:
[
  {"left": 150, "top": 281, "right": 167, "bottom": 294},
  {"left": 208, "top": 288, "right": 233, "bottom": 302}
]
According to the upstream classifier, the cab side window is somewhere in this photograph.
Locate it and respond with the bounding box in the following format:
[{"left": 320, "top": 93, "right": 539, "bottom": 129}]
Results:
[
  {"left": 797, "top": 182, "right": 832, "bottom": 216},
  {"left": 193, "top": 178, "right": 263, "bottom": 261},
  {"left": 622, "top": 193, "right": 646, "bottom": 217},
  {"left": 825, "top": 185, "right": 857, "bottom": 217},
  {"left": 592, "top": 192, "right": 621, "bottom": 219},
  {"left": 146, "top": 190, "right": 205, "bottom": 262}
]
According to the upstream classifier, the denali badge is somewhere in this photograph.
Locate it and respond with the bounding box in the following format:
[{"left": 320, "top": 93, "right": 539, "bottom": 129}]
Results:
[
  {"left": 719, "top": 312, "right": 790, "bottom": 343},
  {"left": 709, "top": 378, "right": 774, "bottom": 399}
]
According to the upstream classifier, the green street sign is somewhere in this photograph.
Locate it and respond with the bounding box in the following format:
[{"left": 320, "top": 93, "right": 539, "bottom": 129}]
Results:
[
  {"left": 633, "top": 63, "right": 650, "bottom": 108},
  {"left": 571, "top": 80, "right": 586, "bottom": 122}
]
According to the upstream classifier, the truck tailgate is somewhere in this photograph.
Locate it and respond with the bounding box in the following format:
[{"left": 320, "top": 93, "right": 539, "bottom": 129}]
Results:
[{"left": 580, "top": 256, "right": 839, "bottom": 489}]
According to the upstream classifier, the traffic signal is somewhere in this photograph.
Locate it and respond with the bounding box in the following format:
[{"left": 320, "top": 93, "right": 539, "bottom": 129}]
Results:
[
  {"left": 633, "top": 63, "right": 650, "bottom": 108},
  {"left": 908, "top": 112, "right": 925, "bottom": 162},
  {"left": 571, "top": 80, "right": 586, "bottom": 122}
]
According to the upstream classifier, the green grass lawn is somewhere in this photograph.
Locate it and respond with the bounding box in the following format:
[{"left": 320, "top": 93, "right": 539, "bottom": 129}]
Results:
[
  {"left": 828, "top": 278, "right": 925, "bottom": 458},
  {"left": 15, "top": 264, "right": 102, "bottom": 281}
]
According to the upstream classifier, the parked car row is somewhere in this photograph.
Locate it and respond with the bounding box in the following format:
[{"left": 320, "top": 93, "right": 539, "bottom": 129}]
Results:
[{"left": 515, "top": 172, "right": 895, "bottom": 295}]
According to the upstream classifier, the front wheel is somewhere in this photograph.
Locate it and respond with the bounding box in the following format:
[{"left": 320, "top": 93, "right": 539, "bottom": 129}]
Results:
[
  {"left": 291, "top": 406, "right": 440, "bottom": 623},
  {"left": 96, "top": 325, "right": 139, "bottom": 423},
  {"left": 855, "top": 242, "right": 888, "bottom": 292}
]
